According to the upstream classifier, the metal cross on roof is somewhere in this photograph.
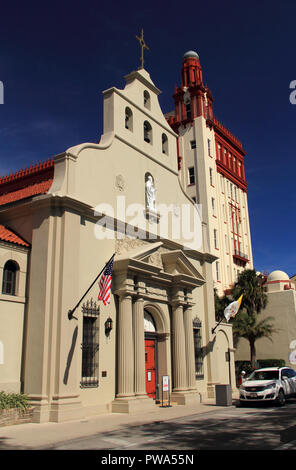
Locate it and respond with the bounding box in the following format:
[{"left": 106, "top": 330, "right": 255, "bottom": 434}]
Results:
[{"left": 136, "top": 29, "right": 149, "bottom": 69}]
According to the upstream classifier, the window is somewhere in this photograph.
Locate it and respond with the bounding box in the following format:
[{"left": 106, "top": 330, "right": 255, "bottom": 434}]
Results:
[
  {"left": 162, "top": 133, "right": 168, "bottom": 155},
  {"left": 185, "top": 98, "right": 191, "bottom": 119},
  {"left": 216, "top": 261, "right": 220, "bottom": 281},
  {"left": 214, "top": 229, "right": 218, "bottom": 249},
  {"left": 190, "top": 140, "right": 196, "bottom": 149},
  {"left": 2, "top": 260, "right": 18, "bottom": 295},
  {"left": 143, "top": 121, "right": 152, "bottom": 144},
  {"left": 144, "top": 90, "right": 151, "bottom": 109},
  {"left": 208, "top": 138, "right": 211, "bottom": 156},
  {"left": 125, "top": 107, "right": 133, "bottom": 131},
  {"left": 192, "top": 196, "right": 196, "bottom": 203},
  {"left": 188, "top": 167, "right": 195, "bottom": 185},
  {"left": 211, "top": 197, "right": 215, "bottom": 215},
  {"left": 209, "top": 168, "right": 213, "bottom": 186},
  {"left": 81, "top": 299, "right": 100, "bottom": 388},
  {"left": 193, "top": 317, "right": 204, "bottom": 379},
  {"left": 217, "top": 143, "right": 222, "bottom": 160}
]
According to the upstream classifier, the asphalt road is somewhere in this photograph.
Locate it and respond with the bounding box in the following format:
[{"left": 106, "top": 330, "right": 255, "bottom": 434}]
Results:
[{"left": 41, "top": 398, "right": 296, "bottom": 451}]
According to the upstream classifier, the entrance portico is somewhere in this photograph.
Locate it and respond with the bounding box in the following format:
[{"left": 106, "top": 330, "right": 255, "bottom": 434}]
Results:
[{"left": 111, "top": 241, "right": 205, "bottom": 413}]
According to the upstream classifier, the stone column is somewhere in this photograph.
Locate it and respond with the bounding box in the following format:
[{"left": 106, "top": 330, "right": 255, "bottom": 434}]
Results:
[
  {"left": 184, "top": 305, "right": 197, "bottom": 390},
  {"left": 133, "top": 297, "right": 146, "bottom": 397},
  {"left": 171, "top": 302, "right": 187, "bottom": 392},
  {"left": 116, "top": 294, "right": 134, "bottom": 398}
]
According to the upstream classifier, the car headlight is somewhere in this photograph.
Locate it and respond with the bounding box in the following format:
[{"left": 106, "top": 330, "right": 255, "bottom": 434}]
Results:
[
  {"left": 264, "top": 383, "right": 276, "bottom": 390},
  {"left": 240, "top": 385, "right": 246, "bottom": 391}
]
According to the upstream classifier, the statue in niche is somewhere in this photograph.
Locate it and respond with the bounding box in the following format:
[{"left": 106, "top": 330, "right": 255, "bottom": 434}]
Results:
[{"left": 145, "top": 174, "right": 156, "bottom": 212}]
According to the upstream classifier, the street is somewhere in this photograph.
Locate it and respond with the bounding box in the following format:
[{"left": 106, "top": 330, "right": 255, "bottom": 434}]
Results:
[{"left": 41, "top": 398, "right": 296, "bottom": 451}]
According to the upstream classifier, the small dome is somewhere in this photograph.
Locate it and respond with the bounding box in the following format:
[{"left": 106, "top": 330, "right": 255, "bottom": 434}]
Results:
[
  {"left": 183, "top": 50, "right": 199, "bottom": 60},
  {"left": 267, "top": 270, "right": 289, "bottom": 282}
]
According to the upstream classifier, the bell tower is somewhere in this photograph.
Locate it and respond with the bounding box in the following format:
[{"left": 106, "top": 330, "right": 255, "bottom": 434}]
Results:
[{"left": 169, "top": 51, "right": 214, "bottom": 128}]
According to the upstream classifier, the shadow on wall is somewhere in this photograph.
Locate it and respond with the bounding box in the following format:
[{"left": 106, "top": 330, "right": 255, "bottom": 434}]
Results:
[{"left": 63, "top": 326, "right": 78, "bottom": 385}]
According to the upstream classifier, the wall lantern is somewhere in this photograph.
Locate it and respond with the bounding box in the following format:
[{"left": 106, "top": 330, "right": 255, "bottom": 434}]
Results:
[{"left": 105, "top": 317, "right": 113, "bottom": 336}]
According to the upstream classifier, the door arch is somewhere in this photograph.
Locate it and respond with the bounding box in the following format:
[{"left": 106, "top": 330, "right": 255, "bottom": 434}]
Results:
[{"left": 144, "top": 309, "right": 158, "bottom": 400}]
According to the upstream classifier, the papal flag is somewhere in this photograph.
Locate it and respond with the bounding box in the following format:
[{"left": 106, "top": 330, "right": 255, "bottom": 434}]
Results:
[{"left": 224, "top": 295, "right": 243, "bottom": 322}]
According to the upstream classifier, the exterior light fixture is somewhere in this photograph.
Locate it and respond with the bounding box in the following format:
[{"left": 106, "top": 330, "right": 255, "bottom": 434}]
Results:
[{"left": 105, "top": 317, "right": 113, "bottom": 336}]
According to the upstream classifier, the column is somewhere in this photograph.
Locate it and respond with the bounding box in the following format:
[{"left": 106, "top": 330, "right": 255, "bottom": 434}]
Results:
[
  {"left": 171, "top": 303, "right": 187, "bottom": 391},
  {"left": 133, "top": 297, "right": 146, "bottom": 397},
  {"left": 116, "top": 294, "right": 134, "bottom": 398},
  {"left": 184, "top": 305, "right": 197, "bottom": 390}
]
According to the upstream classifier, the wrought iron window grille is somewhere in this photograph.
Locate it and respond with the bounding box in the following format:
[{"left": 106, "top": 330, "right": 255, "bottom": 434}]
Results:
[{"left": 81, "top": 299, "right": 100, "bottom": 388}]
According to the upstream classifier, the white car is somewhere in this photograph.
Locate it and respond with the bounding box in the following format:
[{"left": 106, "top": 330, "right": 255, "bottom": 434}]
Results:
[{"left": 239, "top": 367, "right": 296, "bottom": 406}]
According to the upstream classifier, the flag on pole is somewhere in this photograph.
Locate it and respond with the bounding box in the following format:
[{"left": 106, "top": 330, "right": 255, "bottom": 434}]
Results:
[
  {"left": 224, "top": 295, "right": 243, "bottom": 322},
  {"left": 98, "top": 258, "right": 114, "bottom": 305}
]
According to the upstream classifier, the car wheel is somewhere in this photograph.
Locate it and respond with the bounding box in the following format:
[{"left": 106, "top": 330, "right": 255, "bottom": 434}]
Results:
[{"left": 276, "top": 389, "right": 286, "bottom": 406}]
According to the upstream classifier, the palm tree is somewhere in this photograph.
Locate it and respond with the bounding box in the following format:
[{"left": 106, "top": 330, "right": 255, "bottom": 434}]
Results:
[
  {"left": 232, "top": 310, "right": 277, "bottom": 368},
  {"left": 231, "top": 269, "right": 268, "bottom": 317},
  {"left": 230, "top": 269, "right": 277, "bottom": 368}
]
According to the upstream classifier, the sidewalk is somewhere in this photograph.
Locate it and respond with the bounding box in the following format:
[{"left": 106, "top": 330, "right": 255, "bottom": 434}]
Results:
[{"left": 0, "top": 396, "right": 238, "bottom": 450}]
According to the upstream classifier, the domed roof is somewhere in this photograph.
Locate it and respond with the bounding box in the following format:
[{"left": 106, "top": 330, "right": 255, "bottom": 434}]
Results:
[
  {"left": 267, "top": 270, "right": 289, "bottom": 282},
  {"left": 183, "top": 50, "right": 199, "bottom": 60}
]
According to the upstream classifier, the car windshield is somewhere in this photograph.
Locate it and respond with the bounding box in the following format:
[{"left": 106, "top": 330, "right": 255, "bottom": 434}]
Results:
[{"left": 247, "top": 370, "right": 279, "bottom": 381}]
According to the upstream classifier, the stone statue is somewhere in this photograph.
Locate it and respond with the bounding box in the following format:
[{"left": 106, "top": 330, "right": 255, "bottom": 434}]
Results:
[{"left": 145, "top": 175, "right": 156, "bottom": 211}]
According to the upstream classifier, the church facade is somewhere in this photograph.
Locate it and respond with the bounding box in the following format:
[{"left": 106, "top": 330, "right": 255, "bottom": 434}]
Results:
[{"left": 0, "top": 60, "right": 236, "bottom": 423}]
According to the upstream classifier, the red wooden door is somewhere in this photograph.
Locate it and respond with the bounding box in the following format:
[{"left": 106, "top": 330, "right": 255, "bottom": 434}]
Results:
[{"left": 145, "top": 339, "right": 156, "bottom": 399}]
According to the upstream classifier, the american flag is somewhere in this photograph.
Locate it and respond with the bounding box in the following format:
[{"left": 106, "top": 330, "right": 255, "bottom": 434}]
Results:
[{"left": 98, "top": 258, "right": 114, "bottom": 305}]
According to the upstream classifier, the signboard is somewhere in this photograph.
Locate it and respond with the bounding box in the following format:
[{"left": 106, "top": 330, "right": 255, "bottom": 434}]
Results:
[
  {"left": 160, "top": 375, "right": 171, "bottom": 407},
  {"left": 162, "top": 375, "right": 169, "bottom": 391}
]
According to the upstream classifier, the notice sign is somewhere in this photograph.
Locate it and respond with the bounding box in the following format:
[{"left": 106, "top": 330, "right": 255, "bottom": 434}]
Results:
[{"left": 162, "top": 375, "right": 169, "bottom": 392}]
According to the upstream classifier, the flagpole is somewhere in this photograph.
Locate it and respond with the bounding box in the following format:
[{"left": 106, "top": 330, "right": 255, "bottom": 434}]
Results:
[
  {"left": 68, "top": 253, "right": 115, "bottom": 320},
  {"left": 212, "top": 317, "right": 224, "bottom": 334}
]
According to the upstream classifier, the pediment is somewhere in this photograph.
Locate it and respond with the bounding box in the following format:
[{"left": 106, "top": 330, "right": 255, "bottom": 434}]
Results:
[
  {"left": 161, "top": 250, "right": 205, "bottom": 283},
  {"left": 114, "top": 241, "right": 205, "bottom": 284}
]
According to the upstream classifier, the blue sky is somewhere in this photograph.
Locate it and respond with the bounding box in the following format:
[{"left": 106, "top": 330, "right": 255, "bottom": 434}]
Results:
[{"left": 0, "top": 0, "right": 295, "bottom": 276}]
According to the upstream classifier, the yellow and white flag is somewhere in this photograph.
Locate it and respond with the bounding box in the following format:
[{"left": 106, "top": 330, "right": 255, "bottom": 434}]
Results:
[{"left": 224, "top": 295, "right": 243, "bottom": 322}]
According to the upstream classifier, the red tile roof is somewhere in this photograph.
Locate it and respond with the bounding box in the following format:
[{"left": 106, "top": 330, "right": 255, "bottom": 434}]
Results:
[
  {"left": 0, "top": 158, "right": 54, "bottom": 207},
  {"left": 0, "top": 225, "right": 30, "bottom": 247}
]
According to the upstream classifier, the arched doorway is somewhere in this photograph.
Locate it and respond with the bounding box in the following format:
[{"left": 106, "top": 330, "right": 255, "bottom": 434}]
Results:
[{"left": 144, "top": 309, "right": 158, "bottom": 400}]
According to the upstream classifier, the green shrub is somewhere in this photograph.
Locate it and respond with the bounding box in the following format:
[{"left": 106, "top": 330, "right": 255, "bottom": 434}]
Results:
[{"left": 0, "top": 391, "right": 30, "bottom": 410}]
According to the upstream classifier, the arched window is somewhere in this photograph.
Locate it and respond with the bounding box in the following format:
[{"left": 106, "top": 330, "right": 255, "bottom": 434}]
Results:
[
  {"left": 143, "top": 121, "right": 152, "bottom": 144},
  {"left": 125, "top": 107, "right": 133, "bottom": 131},
  {"left": 185, "top": 98, "right": 191, "bottom": 119},
  {"left": 144, "top": 90, "right": 150, "bottom": 109},
  {"left": 2, "top": 260, "right": 18, "bottom": 295},
  {"left": 193, "top": 317, "right": 204, "bottom": 379},
  {"left": 162, "top": 133, "right": 168, "bottom": 155}
]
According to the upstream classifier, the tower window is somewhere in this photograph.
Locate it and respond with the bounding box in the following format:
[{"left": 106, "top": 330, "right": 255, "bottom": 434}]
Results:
[
  {"left": 2, "top": 260, "right": 18, "bottom": 296},
  {"left": 209, "top": 168, "right": 213, "bottom": 186},
  {"left": 190, "top": 140, "right": 196, "bottom": 149},
  {"left": 211, "top": 197, "right": 215, "bottom": 215},
  {"left": 143, "top": 121, "right": 152, "bottom": 144},
  {"left": 216, "top": 261, "right": 220, "bottom": 281},
  {"left": 162, "top": 133, "right": 168, "bottom": 155},
  {"left": 125, "top": 107, "right": 133, "bottom": 131},
  {"left": 188, "top": 167, "right": 195, "bottom": 185},
  {"left": 185, "top": 99, "right": 191, "bottom": 119},
  {"left": 144, "top": 90, "right": 151, "bottom": 109},
  {"left": 214, "top": 229, "right": 218, "bottom": 249}
]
